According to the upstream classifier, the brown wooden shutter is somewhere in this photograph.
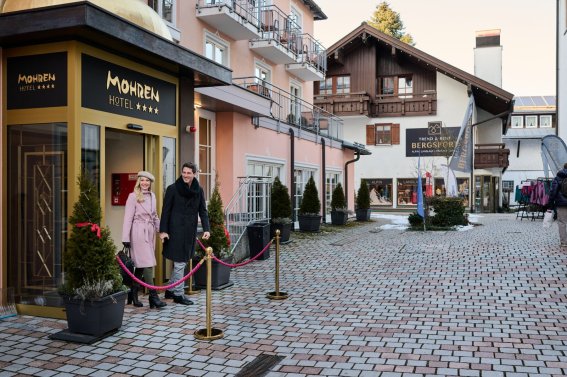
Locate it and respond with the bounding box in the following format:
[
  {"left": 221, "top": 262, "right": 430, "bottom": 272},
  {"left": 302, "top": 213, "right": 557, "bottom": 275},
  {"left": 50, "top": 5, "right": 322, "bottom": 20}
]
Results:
[
  {"left": 366, "top": 124, "right": 376, "bottom": 145},
  {"left": 391, "top": 123, "right": 400, "bottom": 145}
]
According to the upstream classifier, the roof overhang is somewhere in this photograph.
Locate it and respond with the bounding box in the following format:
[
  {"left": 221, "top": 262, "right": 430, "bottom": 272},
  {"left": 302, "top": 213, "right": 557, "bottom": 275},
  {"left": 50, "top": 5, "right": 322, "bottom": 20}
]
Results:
[
  {"left": 195, "top": 85, "right": 272, "bottom": 117},
  {"left": 301, "top": 0, "right": 327, "bottom": 20},
  {"left": 0, "top": 2, "right": 232, "bottom": 87},
  {"left": 342, "top": 141, "right": 372, "bottom": 155}
]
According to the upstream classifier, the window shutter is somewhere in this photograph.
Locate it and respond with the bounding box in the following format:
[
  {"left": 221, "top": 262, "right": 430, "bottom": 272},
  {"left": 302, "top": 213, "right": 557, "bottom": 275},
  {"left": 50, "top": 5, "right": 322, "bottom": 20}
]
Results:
[
  {"left": 366, "top": 124, "right": 376, "bottom": 145},
  {"left": 391, "top": 123, "right": 400, "bottom": 145}
]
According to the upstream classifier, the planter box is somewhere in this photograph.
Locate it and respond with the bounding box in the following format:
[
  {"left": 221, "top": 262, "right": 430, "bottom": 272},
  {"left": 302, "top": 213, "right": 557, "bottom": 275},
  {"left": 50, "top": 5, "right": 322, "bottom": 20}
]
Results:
[
  {"left": 355, "top": 208, "right": 372, "bottom": 221},
  {"left": 193, "top": 257, "right": 233, "bottom": 290},
  {"left": 298, "top": 214, "right": 321, "bottom": 232},
  {"left": 331, "top": 211, "right": 348, "bottom": 225},
  {"left": 63, "top": 290, "right": 127, "bottom": 336},
  {"left": 270, "top": 222, "right": 291, "bottom": 243}
]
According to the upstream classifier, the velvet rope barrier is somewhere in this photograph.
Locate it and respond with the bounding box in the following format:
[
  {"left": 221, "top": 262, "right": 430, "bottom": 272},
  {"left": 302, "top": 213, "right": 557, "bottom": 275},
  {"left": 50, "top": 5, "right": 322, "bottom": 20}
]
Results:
[
  {"left": 195, "top": 237, "right": 274, "bottom": 268},
  {"left": 116, "top": 255, "right": 205, "bottom": 290}
]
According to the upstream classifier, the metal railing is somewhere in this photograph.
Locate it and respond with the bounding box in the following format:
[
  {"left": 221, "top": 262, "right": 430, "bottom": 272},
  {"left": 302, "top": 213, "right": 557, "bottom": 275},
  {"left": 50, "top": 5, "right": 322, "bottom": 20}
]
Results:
[
  {"left": 224, "top": 176, "right": 272, "bottom": 252},
  {"left": 294, "top": 32, "right": 327, "bottom": 74},
  {"left": 233, "top": 76, "right": 343, "bottom": 140},
  {"left": 196, "top": 0, "right": 260, "bottom": 26},
  {"left": 255, "top": 4, "right": 301, "bottom": 53}
]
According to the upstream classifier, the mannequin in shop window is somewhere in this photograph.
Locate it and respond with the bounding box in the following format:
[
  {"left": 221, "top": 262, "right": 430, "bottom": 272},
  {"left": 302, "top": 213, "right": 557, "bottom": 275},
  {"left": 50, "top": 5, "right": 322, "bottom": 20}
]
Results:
[{"left": 122, "top": 171, "right": 167, "bottom": 309}]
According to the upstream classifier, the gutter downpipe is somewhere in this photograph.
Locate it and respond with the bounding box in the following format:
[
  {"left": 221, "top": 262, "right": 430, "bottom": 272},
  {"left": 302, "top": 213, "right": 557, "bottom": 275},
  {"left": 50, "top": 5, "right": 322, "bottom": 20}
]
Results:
[
  {"left": 321, "top": 138, "right": 326, "bottom": 223},
  {"left": 289, "top": 128, "right": 295, "bottom": 230},
  {"left": 344, "top": 149, "right": 361, "bottom": 210}
]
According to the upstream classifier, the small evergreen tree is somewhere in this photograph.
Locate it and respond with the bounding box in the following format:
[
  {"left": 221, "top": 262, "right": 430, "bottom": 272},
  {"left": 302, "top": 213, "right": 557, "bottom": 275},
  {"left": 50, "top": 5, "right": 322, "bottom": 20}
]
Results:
[
  {"left": 299, "top": 176, "right": 321, "bottom": 215},
  {"left": 60, "top": 174, "right": 123, "bottom": 299},
  {"left": 197, "top": 182, "right": 231, "bottom": 259},
  {"left": 271, "top": 177, "right": 292, "bottom": 223},
  {"left": 331, "top": 183, "right": 347, "bottom": 211},
  {"left": 356, "top": 181, "right": 371, "bottom": 210},
  {"left": 368, "top": 1, "right": 415, "bottom": 45}
]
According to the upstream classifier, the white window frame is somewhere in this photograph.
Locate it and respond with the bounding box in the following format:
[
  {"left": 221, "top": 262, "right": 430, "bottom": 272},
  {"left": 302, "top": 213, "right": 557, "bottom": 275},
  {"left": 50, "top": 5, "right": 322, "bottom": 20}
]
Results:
[
  {"left": 540, "top": 115, "right": 552, "bottom": 128},
  {"left": 204, "top": 31, "right": 230, "bottom": 67},
  {"left": 195, "top": 109, "right": 217, "bottom": 200},
  {"left": 325, "top": 169, "right": 342, "bottom": 213},
  {"left": 289, "top": 5, "right": 303, "bottom": 32},
  {"left": 245, "top": 156, "right": 285, "bottom": 182},
  {"left": 254, "top": 60, "right": 272, "bottom": 84},
  {"left": 293, "top": 164, "right": 318, "bottom": 219},
  {"left": 510, "top": 115, "right": 523, "bottom": 129},
  {"left": 525, "top": 115, "right": 538, "bottom": 128}
]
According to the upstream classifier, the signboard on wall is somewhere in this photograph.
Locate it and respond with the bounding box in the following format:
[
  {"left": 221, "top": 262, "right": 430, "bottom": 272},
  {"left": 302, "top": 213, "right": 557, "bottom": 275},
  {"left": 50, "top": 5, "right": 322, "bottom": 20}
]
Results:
[
  {"left": 82, "top": 54, "right": 176, "bottom": 125},
  {"left": 405, "top": 123, "right": 460, "bottom": 157},
  {"left": 111, "top": 173, "right": 137, "bottom": 206},
  {"left": 7, "top": 52, "right": 68, "bottom": 109}
]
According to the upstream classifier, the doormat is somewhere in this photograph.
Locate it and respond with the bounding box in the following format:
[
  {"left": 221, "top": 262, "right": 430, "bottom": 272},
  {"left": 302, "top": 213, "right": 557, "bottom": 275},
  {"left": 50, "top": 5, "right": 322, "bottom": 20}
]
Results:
[
  {"left": 49, "top": 328, "right": 118, "bottom": 344},
  {"left": 235, "top": 354, "right": 285, "bottom": 377}
]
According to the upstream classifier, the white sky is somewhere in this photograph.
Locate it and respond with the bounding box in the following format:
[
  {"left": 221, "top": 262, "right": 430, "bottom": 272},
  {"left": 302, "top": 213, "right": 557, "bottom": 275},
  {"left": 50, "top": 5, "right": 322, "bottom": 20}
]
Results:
[{"left": 314, "top": 0, "right": 556, "bottom": 96}]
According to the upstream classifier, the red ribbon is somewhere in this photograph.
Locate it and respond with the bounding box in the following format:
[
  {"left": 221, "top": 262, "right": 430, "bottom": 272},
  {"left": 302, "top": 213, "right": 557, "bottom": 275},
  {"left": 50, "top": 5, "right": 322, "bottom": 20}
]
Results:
[{"left": 75, "top": 222, "right": 102, "bottom": 238}]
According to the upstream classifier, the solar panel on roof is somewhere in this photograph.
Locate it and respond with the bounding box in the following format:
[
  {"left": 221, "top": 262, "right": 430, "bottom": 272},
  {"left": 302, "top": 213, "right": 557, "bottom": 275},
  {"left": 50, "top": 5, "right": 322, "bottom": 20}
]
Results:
[
  {"left": 544, "top": 96, "right": 556, "bottom": 106},
  {"left": 532, "top": 97, "right": 546, "bottom": 106}
]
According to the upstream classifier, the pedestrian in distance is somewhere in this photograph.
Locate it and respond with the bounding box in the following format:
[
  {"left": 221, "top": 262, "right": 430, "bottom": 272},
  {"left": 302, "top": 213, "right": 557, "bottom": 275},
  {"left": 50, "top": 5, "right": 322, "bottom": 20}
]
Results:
[
  {"left": 122, "top": 171, "right": 167, "bottom": 309},
  {"left": 160, "top": 162, "right": 210, "bottom": 305},
  {"left": 549, "top": 162, "right": 567, "bottom": 247}
]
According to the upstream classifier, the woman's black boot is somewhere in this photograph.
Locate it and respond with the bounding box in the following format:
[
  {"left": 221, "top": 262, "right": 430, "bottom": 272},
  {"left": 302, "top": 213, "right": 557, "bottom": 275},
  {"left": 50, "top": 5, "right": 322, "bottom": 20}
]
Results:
[
  {"left": 131, "top": 268, "right": 144, "bottom": 307},
  {"left": 148, "top": 290, "right": 167, "bottom": 309}
]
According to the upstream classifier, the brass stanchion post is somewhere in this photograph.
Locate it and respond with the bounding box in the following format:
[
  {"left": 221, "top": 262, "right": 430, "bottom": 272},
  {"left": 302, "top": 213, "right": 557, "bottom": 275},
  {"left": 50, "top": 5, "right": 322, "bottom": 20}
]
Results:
[
  {"left": 194, "top": 247, "right": 224, "bottom": 340},
  {"left": 267, "top": 230, "right": 288, "bottom": 300},
  {"left": 185, "top": 259, "right": 201, "bottom": 295}
]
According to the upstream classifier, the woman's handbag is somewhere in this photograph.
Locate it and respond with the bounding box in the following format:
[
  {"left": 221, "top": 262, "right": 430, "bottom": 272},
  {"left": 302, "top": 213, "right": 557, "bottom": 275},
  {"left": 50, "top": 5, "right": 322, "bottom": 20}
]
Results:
[
  {"left": 543, "top": 210, "right": 554, "bottom": 229},
  {"left": 117, "top": 246, "right": 135, "bottom": 285}
]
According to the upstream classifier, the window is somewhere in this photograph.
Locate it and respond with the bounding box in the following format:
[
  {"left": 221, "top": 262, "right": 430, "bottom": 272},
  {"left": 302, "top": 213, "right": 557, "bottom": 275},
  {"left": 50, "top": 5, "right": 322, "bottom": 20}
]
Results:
[
  {"left": 379, "top": 75, "right": 413, "bottom": 97},
  {"left": 317, "top": 76, "right": 350, "bottom": 95},
  {"left": 540, "top": 115, "right": 552, "bottom": 128},
  {"left": 289, "top": 6, "right": 303, "bottom": 32},
  {"left": 253, "top": 62, "right": 272, "bottom": 97},
  {"left": 293, "top": 168, "right": 316, "bottom": 219},
  {"left": 289, "top": 82, "right": 302, "bottom": 124},
  {"left": 205, "top": 33, "right": 229, "bottom": 66},
  {"left": 502, "top": 180, "right": 514, "bottom": 193},
  {"left": 525, "top": 115, "right": 537, "bottom": 128},
  {"left": 366, "top": 123, "right": 400, "bottom": 145},
  {"left": 365, "top": 179, "right": 393, "bottom": 206},
  {"left": 397, "top": 178, "right": 420, "bottom": 205},
  {"left": 198, "top": 117, "right": 213, "bottom": 200},
  {"left": 325, "top": 171, "right": 341, "bottom": 213},
  {"left": 148, "top": 0, "right": 175, "bottom": 24},
  {"left": 247, "top": 160, "right": 283, "bottom": 181},
  {"left": 510, "top": 115, "right": 523, "bottom": 128}
]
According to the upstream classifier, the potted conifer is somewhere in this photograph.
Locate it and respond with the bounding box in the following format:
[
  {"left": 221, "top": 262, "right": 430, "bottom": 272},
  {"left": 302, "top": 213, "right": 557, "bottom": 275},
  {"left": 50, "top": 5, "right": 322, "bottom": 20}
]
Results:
[
  {"left": 298, "top": 176, "right": 322, "bottom": 232},
  {"left": 356, "top": 180, "right": 372, "bottom": 221},
  {"left": 330, "top": 183, "right": 348, "bottom": 225},
  {"left": 194, "top": 182, "right": 233, "bottom": 290},
  {"left": 58, "top": 174, "right": 127, "bottom": 339},
  {"left": 270, "top": 176, "right": 292, "bottom": 243}
]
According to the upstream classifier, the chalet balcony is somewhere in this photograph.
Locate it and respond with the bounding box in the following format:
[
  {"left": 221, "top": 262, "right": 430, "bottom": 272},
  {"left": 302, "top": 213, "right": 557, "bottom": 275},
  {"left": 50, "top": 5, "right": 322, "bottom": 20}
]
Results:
[
  {"left": 234, "top": 76, "right": 343, "bottom": 140},
  {"left": 286, "top": 33, "right": 326, "bottom": 81},
  {"left": 313, "top": 92, "right": 371, "bottom": 117},
  {"left": 371, "top": 92, "right": 437, "bottom": 117},
  {"left": 474, "top": 143, "right": 510, "bottom": 170},
  {"left": 196, "top": 0, "right": 261, "bottom": 41},
  {"left": 248, "top": 5, "right": 299, "bottom": 64}
]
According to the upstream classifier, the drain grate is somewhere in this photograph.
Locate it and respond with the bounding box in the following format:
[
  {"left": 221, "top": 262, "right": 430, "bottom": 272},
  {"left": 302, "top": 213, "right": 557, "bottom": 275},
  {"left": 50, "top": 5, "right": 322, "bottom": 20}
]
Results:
[{"left": 235, "top": 354, "right": 285, "bottom": 377}]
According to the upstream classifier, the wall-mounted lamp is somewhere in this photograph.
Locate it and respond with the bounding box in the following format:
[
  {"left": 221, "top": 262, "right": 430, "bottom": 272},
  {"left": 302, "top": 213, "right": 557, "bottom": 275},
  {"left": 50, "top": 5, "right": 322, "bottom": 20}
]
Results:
[
  {"left": 194, "top": 103, "right": 202, "bottom": 109},
  {"left": 252, "top": 115, "right": 260, "bottom": 128},
  {"left": 127, "top": 123, "right": 143, "bottom": 131},
  {"left": 185, "top": 125, "right": 197, "bottom": 133}
]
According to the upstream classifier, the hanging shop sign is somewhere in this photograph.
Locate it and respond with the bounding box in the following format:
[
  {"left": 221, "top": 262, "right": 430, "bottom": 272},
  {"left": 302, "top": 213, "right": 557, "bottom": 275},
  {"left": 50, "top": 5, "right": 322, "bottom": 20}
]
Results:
[
  {"left": 82, "top": 54, "right": 176, "bottom": 126},
  {"left": 405, "top": 123, "right": 460, "bottom": 157},
  {"left": 7, "top": 52, "right": 68, "bottom": 109}
]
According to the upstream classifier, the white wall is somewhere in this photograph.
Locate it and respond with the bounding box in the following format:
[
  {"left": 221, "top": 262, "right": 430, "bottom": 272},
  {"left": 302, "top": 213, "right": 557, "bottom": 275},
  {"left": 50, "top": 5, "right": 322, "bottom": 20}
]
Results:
[{"left": 474, "top": 46, "right": 503, "bottom": 88}]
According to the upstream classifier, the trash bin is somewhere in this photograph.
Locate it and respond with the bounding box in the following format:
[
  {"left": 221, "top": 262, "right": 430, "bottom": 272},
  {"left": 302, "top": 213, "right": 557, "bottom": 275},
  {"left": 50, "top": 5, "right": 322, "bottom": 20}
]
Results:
[{"left": 247, "top": 221, "right": 270, "bottom": 260}]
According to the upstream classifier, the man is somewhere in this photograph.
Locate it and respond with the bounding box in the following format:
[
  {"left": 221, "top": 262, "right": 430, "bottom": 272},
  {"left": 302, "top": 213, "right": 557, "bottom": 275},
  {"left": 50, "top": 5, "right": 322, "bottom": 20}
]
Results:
[
  {"left": 549, "top": 162, "right": 567, "bottom": 247},
  {"left": 160, "top": 162, "right": 210, "bottom": 305}
]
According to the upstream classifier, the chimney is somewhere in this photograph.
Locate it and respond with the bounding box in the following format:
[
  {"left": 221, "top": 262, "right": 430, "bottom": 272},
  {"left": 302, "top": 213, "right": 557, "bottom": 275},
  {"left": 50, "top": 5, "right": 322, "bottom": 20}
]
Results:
[{"left": 474, "top": 29, "right": 502, "bottom": 87}]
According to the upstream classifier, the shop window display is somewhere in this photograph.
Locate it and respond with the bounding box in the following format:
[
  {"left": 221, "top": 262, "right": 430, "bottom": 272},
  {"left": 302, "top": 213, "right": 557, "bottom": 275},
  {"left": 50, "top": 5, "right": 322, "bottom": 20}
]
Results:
[
  {"left": 397, "top": 178, "right": 422, "bottom": 205},
  {"left": 364, "top": 179, "right": 393, "bottom": 206}
]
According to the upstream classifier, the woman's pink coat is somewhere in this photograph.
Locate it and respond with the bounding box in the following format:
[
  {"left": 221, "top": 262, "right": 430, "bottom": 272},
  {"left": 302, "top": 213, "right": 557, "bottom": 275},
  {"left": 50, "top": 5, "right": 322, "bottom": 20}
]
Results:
[{"left": 122, "top": 191, "right": 160, "bottom": 268}]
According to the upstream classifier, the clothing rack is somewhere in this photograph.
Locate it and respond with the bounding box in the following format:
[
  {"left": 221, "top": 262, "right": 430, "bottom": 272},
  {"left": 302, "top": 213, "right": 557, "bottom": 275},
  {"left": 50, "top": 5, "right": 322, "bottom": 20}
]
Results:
[{"left": 516, "top": 178, "right": 552, "bottom": 221}]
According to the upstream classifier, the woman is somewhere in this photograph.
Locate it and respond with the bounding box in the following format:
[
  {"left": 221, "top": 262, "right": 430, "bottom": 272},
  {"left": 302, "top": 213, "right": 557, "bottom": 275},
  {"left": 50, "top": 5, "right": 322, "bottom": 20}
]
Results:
[{"left": 122, "top": 171, "right": 166, "bottom": 309}]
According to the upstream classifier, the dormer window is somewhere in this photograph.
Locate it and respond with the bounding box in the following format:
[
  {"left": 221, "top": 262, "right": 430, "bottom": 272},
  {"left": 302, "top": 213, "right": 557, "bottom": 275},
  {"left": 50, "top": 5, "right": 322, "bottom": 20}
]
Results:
[{"left": 379, "top": 75, "right": 413, "bottom": 98}]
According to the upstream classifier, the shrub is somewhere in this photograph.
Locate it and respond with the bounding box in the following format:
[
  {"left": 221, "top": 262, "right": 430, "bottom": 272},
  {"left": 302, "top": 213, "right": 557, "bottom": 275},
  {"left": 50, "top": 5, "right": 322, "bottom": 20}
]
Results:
[
  {"left": 271, "top": 176, "right": 292, "bottom": 224},
  {"left": 428, "top": 196, "right": 468, "bottom": 227},
  {"left": 331, "top": 183, "right": 347, "bottom": 211},
  {"left": 408, "top": 212, "right": 424, "bottom": 227},
  {"left": 299, "top": 176, "right": 320, "bottom": 215},
  {"left": 356, "top": 181, "right": 371, "bottom": 210}
]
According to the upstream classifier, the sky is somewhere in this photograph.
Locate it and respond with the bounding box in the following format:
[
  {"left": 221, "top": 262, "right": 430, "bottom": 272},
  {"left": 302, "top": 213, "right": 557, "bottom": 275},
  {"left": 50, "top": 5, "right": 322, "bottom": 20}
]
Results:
[{"left": 314, "top": 0, "right": 556, "bottom": 96}]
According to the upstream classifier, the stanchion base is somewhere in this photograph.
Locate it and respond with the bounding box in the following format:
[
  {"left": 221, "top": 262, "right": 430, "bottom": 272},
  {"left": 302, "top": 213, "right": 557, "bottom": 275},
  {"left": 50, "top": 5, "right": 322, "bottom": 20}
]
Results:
[
  {"left": 266, "top": 291, "right": 288, "bottom": 300},
  {"left": 194, "top": 328, "right": 224, "bottom": 341},
  {"left": 185, "top": 286, "right": 201, "bottom": 295}
]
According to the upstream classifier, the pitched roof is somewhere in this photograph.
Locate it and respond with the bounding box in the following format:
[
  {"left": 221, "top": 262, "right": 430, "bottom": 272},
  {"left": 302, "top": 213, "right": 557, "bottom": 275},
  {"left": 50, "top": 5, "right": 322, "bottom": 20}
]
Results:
[
  {"left": 301, "top": 0, "right": 327, "bottom": 20},
  {"left": 326, "top": 22, "right": 514, "bottom": 116}
]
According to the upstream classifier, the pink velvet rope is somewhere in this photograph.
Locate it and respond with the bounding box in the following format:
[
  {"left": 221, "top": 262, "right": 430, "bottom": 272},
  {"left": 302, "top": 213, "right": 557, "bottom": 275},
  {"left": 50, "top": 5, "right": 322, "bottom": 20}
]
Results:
[
  {"left": 196, "top": 237, "right": 274, "bottom": 268},
  {"left": 116, "top": 254, "right": 205, "bottom": 290}
]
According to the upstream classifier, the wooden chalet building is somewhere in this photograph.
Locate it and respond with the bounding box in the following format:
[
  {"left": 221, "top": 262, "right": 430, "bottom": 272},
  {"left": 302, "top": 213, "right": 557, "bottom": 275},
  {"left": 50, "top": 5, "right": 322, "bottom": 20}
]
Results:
[{"left": 314, "top": 23, "right": 515, "bottom": 212}]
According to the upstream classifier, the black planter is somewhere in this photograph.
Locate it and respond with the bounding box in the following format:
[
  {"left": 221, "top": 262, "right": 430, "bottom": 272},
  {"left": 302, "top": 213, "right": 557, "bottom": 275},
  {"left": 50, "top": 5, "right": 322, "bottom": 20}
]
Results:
[
  {"left": 193, "top": 257, "right": 233, "bottom": 290},
  {"left": 356, "top": 208, "right": 372, "bottom": 221},
  {"left": 247, "top": 221, "right": 271, "bottom": 260},
  {"left": 63, "top": 290, "right": 127, "bottom": 336},
  {"left": 331, "top": 211, "right": 348, "bottom": 225},
  {"left": 270, "top": 222, "right": 291, "bottom": 243},
  {"left": 298, "top": 214, "right": 322, "bottom": 232}
]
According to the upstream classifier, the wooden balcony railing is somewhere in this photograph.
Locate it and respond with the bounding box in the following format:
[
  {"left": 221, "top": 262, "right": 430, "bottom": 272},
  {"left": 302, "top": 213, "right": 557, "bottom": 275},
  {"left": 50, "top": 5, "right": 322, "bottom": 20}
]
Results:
[
  {"left": 313, "top": 91, "right": 437, "bottom": 118},
  {"left": 474, "top": 143, "right": 510, "bottom": 169}
]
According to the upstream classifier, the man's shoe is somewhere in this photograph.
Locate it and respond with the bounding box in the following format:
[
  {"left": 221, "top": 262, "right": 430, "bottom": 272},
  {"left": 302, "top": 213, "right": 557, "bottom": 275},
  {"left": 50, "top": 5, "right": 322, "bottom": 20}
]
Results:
[
  {"left": 164, "top": 290, "right": 174, "bottom": 299},
  {"left": 172, "top": 295, "right": 193, "bottom": 305}
]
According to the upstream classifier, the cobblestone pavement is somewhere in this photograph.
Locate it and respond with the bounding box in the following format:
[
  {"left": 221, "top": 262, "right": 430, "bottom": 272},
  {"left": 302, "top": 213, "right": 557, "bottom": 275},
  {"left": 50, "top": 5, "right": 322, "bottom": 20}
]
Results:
[{"left": 1, "top": 213, "right": 567, "bottom": 377}]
